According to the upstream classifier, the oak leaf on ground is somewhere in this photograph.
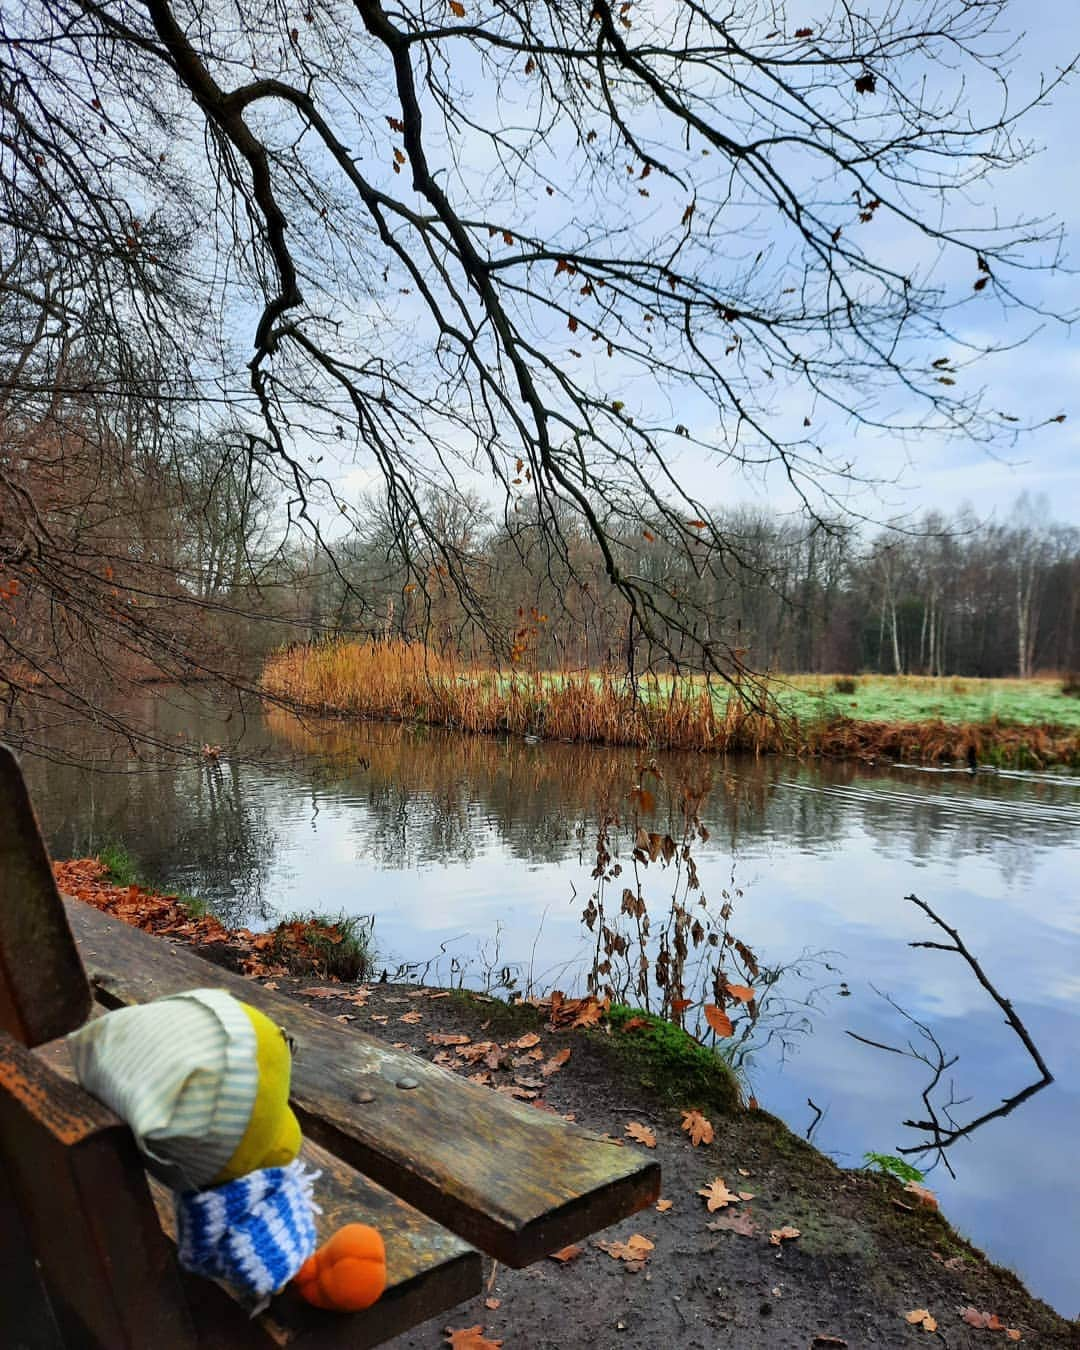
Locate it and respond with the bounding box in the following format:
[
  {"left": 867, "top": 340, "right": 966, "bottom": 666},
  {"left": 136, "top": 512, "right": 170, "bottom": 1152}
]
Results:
[
  {"left": 596, "top": 1233, "right": 654, "bottom": 1268},
  {"left": 698, "top": 1177, "right": 740, "bottom": 1211},
  {"left": 681, "top": 1108, "right": 714, "bottom": 1146},
  {"left": 707, "top": 1209, "right": 757, "bottom": 1237},
  {"left": 625, "top": 1121, "right": 657, "bottom": 1148},
  {"left": 444, "top": 1327, "right": 501, "bottom": 1350},
  {"left": 769, "top": 1225, "right": 801, "bottom": 1246}
]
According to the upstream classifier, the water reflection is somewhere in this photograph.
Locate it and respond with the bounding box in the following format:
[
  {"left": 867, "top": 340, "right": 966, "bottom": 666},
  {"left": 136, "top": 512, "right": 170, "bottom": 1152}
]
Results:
[{"left": 14, "top": 690, "right": 1080, "bottom": 1315}]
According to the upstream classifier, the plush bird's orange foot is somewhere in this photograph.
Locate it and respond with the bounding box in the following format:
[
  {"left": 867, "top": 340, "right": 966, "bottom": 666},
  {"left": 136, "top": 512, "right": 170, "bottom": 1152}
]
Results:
[{"left": 294, "top": 1224, "right": 387, "bottom": 1312}]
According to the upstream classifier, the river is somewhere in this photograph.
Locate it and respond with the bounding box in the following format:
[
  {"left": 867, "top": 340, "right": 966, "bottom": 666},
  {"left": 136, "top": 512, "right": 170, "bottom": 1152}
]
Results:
[{"left": 16, "top": 687, "right": 1080, "bottom": 1316}]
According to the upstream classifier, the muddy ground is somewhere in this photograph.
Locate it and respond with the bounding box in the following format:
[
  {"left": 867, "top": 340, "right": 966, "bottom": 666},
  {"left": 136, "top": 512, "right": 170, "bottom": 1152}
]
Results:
[{"left": 254, "top": 973, "right": 1078, "bottom": 1350}]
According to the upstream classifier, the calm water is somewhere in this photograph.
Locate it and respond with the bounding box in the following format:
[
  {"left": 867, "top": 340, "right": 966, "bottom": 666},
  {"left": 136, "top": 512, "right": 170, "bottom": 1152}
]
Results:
[{"left": 18, "top": 689, "right": 1080, "bottom": 1315}]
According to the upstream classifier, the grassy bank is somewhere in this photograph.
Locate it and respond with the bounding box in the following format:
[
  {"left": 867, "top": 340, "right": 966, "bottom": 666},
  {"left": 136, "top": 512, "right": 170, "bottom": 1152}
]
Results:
[{"left": 261, "top": 640, "right": 1080, "bottom": 767}]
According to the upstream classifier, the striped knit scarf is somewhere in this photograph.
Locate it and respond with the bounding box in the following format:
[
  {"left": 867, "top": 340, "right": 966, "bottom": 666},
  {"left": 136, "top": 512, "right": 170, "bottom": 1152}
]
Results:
[{"left": 176, "top": 1161, "right": 320, "bottom": 1305}]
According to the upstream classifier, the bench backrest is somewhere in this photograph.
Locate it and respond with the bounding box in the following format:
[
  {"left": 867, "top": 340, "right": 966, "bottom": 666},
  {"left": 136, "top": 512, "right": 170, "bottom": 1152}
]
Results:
[{"left": 0, "top": 745, "right": 92, "bottom": 1047}]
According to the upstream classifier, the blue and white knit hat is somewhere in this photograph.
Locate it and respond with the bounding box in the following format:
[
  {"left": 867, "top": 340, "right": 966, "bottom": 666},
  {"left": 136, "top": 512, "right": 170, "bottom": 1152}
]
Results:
[{"left": 177, "top": 1160, "right": 320, "bottom": 1303}]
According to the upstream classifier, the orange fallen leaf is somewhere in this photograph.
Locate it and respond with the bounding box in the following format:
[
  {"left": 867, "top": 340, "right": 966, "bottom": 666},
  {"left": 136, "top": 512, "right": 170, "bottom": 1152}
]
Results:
[
  {"left": 1006, "top": 1330, "right": 1022, "bottom": 1342},
  {"left": 698, "top": 1178, "right": 740, "bottom": 1212},
  {"left": 625, "top": 1121, "right": 656, "bottom": 1148},
  {"left": 904, "top": 1181, "right": 938, "bottom": 1209},
  {"left": 548, "top": 1245, "right": 582, "bottom": 1263},
  {"left": 769, "top": 1226, "right": 801, "bottom": 1246},
  {"left": 904, "top": 1309, "right": 937, "bottom": 1332},
  {"left": 513, "top": 1032, "right": 541, "bottom": 1049},
  {"left": 427, "top": 1032, "right": 471, "bottom": 1046},
  {"left": 596, "top": 1233, "right": 654, "bottom": 1266},
  {"left": 444, "top": 1327, "right": 500, "bottom": 1350},
  {"left": 483, "top": 1298, "right": 500, "bottom": 1311},
  {"left": 542, "top": 1047, "right": 571, "bottom": 1076},
  {"left": 681, "top": 1108, "right": 714, "bottom": 1146},
  {"left": 399, "top": 1010, "right": 422, "bottom": 1024},
  {"left": 655, "top": 1199, "right": 674, "bottom": 1212}
]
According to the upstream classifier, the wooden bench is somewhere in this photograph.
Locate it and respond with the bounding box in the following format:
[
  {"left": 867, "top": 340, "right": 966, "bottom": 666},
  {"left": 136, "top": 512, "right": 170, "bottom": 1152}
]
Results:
[{"left": 0, "top": 745, "right": 659, "bottom": 1347}]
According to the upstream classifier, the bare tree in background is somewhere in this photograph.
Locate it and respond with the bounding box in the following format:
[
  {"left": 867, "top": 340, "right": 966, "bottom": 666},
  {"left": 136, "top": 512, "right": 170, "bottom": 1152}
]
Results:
[{"left": 1, "top": 0, "right": 1076, "bottom": 750}]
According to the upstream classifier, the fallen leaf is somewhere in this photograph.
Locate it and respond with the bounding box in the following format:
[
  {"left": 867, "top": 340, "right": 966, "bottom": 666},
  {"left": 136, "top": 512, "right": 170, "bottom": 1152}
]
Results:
[
  {"left": 542, "top": 1047, "right": 571, "bottom": 1076},
  {"left": 548, "top": 1245, "right": 582, "bottom": 1263},
  {"left": 707, "top": 1209, "right": 757, "bottom": 1237},
  {"left": 302, "top": 986, "right": 346, "bottom": 998},
  {"left": 681, "top": 1109, "right": 714, "bottom": 1146},
  {"left": 427, "top": 1032, "right": 471, "bottom": 1046},
  {"left": 1006, "top": 1330, "right": 1022, "bottom": 1342},
  {"left": 703, "top": 1003, "right": 734, "bottom": 1037},
  {"left": 769, "top": 1226, "right": 801, "bottom": 1246},
  {"left": 905, "top": 1309, "right": 937, "bottom": 1332},
  {"left": 961, "top": 1308, "right": 1006, "bottom": 1330},
  {"left": 444, "top": 1327, "right": 500, "bottom": 1350},
  {"left": 655, "top": 1198, "right": 674, "bottom": 1212},
  {"left": 698, "top": 1178, "right": 740, "bottom": 1212},
  {"left": 596, "top": 1233, "right": 654, "bottom": 1266},
  {"left": 399, "top": 1010, "right": 422, "bottom": 1024},
  {"left": 513, "top": 1032, "right": 541, "bottom": 1049},
  {"left": 625, "top": 1121, "right": 657, "bottom": 1148},
  {"left": 904, "top": 1181, "right": 938, "bottom": 1210},
  {"left": 483, "top": 1298, "right": 500, "bottom": 1311}
]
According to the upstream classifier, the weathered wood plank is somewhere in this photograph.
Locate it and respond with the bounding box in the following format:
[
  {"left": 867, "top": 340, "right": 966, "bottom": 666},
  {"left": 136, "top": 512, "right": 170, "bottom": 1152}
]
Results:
[
  {"left": 65, "top": 898, "right": 661, "bottom": 1264},
  {"left": 37, "top": 1033, "right": 483, "bottom": 1350},
  {"left": 0, "top": 1030, "right": 198, "bottom": 1350},
  {"left": 0, "top": 745, "right": 92, "bottom": 1047}
]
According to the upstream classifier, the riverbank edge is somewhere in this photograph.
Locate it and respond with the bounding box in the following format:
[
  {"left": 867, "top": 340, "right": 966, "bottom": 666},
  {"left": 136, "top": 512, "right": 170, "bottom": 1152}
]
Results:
[
  {"left": 55, "top": 863, "right": 1078, "bottom": 1344},
  {"left": 264, "top": 696, "right": 1080, "bottom": 769}
]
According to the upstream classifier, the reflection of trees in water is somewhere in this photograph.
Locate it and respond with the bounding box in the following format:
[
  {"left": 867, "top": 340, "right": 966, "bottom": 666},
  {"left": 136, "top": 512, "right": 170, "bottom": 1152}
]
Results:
[
  {"left": 22, "top": 692, "right": 281, "bottom": 928},
  {"left": 266, "top": 709, "right": 1076, "bottom": 883}
]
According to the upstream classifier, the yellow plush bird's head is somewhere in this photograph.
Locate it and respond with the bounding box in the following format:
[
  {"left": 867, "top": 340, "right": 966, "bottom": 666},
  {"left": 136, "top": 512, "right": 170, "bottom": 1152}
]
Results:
[{"left": 214, "top": 1002, "right": 302, "bottom": 1182}]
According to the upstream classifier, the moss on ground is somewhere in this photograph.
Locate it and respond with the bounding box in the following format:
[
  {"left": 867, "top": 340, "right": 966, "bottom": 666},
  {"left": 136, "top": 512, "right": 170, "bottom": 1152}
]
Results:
[{"left": 602, "top": 1005, "right": 741, "bottom": 1114}]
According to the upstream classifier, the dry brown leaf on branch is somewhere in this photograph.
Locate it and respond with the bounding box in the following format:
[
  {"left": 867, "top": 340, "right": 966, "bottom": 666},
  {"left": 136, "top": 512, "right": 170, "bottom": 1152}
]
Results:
[
  {"left": 722, "top": 982, "right": 755, "bottom": 1004},
  {"left": 904, "top": 1309, "right": 938, "bottom": 1332},
  {"left": 769, "top": 1225, "right": 801, "bottom": 1246},
  {"left": 681, "top": 1108, "right": 714, "bottom": 1146},
  {"left": 542, "top": 1047, "right": 571, "bottom": 1076},
  {"left": 698, "top": 1177, "right": 740, "bottom": 1211},
  {"left": 444, "top": 1327, "right": 501, "bottom": 1350},
  {"left": 707, "top": 1209, "right": 757, "bottom": 1237},
  {"left": 625, "top": 1121, "right": 657, "bottom": 1148},
  {"left": 548, "top": 1244, "right": 582, "bottom": 1263},
  {"left": 703, "top": 1003, "right": 734, "bottom": 1037}
]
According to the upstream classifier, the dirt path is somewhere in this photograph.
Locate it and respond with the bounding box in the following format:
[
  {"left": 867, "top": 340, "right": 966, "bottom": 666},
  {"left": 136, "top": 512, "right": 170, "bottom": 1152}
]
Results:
[{"left": 260, "top": 976, "right": 1077, "bottom": 1350}]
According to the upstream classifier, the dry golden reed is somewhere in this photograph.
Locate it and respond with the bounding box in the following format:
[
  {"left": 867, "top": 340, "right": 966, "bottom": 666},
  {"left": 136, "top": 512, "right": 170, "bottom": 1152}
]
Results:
[{"left": 260, "top": 640, "right": 1080, "bottom": 766}]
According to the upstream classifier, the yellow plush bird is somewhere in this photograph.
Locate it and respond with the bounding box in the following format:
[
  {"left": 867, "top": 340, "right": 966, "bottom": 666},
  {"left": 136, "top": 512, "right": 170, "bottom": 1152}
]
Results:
[{"left": 68, "top": 988, "right": 386, "bottom": 1311}]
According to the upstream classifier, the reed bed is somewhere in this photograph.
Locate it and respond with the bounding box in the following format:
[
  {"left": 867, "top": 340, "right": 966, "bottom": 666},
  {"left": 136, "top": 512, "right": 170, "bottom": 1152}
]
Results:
[{"left": 260, "top": 640, "right": 1080, "bottom": 767}]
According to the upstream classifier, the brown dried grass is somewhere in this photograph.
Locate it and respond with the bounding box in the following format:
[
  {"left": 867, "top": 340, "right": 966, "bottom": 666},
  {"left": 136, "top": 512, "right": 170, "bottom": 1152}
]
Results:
[{"left": 260, "top": 640, "right": 1080, "bottom": 767}]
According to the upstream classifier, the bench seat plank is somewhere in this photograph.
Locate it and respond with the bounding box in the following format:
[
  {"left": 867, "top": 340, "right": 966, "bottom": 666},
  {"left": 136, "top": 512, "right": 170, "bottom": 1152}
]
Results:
[
  {"left": 35, "top": 1034, "right": 483, "bottom": 1350},
  {"left": 65, "top": 898, "right": 660, "bottom": 1265}
]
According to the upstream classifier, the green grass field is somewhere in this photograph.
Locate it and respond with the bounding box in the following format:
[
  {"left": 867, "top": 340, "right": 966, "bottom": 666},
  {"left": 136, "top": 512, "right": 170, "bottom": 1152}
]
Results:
[{"left": 761, "top": 675, "right": 1080, "bottom": 729}]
